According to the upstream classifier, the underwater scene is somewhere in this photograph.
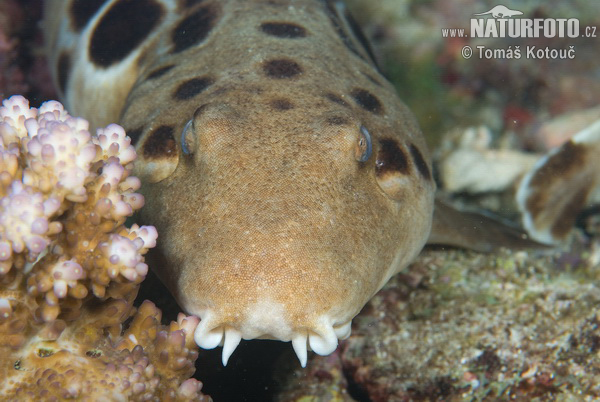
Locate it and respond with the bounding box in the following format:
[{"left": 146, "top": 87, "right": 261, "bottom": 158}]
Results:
[{"left": 0, "top": 0, "right": 599, "bottom": 400}]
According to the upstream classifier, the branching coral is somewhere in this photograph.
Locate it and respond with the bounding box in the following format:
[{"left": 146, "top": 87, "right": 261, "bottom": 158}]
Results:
[{"left": 0, "top": 95, "right": 210, "bottom": 401}]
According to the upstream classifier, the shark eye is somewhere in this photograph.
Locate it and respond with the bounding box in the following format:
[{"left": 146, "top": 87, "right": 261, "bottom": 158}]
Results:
[
  {"left": 181, "top": 119, "right": 194, "bottom": 155},
  {"left": 355, "top": 125, "right": 372, "bottom": 162}
]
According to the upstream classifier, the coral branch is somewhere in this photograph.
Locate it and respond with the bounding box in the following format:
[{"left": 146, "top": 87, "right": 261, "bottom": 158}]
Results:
[{"left": 0, "top": 96, "right": 210, "bottom": 401}]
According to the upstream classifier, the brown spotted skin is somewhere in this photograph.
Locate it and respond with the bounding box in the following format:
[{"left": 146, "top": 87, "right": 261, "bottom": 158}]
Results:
[
  {"left": 517, "top": 122, "right": 600, "bottom": 245},
  {"left": 45, "top": 0, "right": 435, "bottom": 362}
]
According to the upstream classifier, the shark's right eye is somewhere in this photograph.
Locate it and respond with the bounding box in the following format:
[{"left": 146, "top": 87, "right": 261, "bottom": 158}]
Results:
[
  {"left": 181, "top": 119, "right": 194, "bottom": 155},
  {"left": 355, "top": 126, "right": 372, "bottom": 162}
]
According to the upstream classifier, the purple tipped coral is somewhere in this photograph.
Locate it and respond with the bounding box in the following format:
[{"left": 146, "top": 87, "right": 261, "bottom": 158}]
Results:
[{"left": 0, "top": 95, "right": 210, "bottom": 401}]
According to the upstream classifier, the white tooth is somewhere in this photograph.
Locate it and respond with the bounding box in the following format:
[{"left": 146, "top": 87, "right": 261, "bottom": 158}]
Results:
[
  {"left": 308, "top": 325, "right": 338, "bottom": 356},
  {"left": 222, "top": 328, "right": 242, "bottom": 366},
  {"left": 194, "top": 322, "right": 224, "bottom": 349},
  {"left": 334, "top": 321, "right": 352, "bottom": 340},
  {"left": 291, "top": 334, "right": 308, "bottom": 367}
]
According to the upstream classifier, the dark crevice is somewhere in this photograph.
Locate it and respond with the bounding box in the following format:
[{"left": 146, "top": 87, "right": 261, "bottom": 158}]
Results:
[{"left": 343, "top": 363, "right": 372, "bottom": 401}]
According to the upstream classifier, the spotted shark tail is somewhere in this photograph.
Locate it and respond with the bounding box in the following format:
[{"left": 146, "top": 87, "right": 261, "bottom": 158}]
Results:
[{"left": 517, "top": 119, "right": 600, "bottom": 244}]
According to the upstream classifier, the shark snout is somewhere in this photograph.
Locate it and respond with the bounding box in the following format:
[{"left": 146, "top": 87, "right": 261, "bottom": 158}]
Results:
[{"left": 178, "top": 236, "right": 361, "bottom": 366}]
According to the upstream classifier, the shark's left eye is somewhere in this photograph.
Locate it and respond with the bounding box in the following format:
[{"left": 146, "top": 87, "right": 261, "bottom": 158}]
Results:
[
  {"left": 181, "top": 119, "right": 194, "bottom": 155},
  {"left": 355, "top": 125, "right": 372, "bottom": 162}
]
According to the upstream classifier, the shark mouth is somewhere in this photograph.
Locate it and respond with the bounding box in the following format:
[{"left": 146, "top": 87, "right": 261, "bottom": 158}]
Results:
[{"left": 193, "top": 311, "right": 353, "bottom": 367}]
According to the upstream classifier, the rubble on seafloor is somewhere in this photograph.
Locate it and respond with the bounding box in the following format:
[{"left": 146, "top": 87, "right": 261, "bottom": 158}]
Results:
[
  {"left": 434, "top": 126, "right": 540, "bottom": 194},
  {"left": 278, "top": 241, "right": 600, "bottom": 401}
]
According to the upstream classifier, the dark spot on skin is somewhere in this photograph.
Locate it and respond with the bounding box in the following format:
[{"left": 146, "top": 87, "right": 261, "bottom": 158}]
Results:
[
  {"left": 57, "top": 52, "right": 71, "bottom": 94},
  {"left": 376, "top": 139, "right": 410, "bottom": 177},
  {"left": 260, "top": 22, "right": 307, "bottom": 38},
  {"left": 143, "top": 125, "right": 177, "bottom": 158},
  {"left": 524, "top": 193, "right": 546, "bottom": 225},
  {"left": 90, "top": 0, "right": 163, "bottom": 67},
  {"left": 173, "top": 77, "right": 214, "bottom": 100},
  {"left": 409, "top": 143, "right": 431, "bottom": 180},
  {"left": 351, "top": 88, "right": 383, "bottom": 114},
  {"left": 269, "top": 98, "right": 294, "bottom": 111},
  {"left": 263, "top": 59, "right": 303, "bottom": 79},
  {"left": 125, "top": 126, "right": 144, "bottom": 145},
  {"left": 523, "top": 140, "right": 591, "bottom": 240},
  {"left": 147, "top": 64, "right": 175, "bottom": 80},
  {"left": 324, "top": 92, "right": 349, "bottom": 107},
  {"left": 529, "top": 140, "right": 585, "bottom": 189},
  {"left": 550, "top": 186, "right": 591, "bottom": 239},
  {"left": 70, "top": 0, "right": 107, "bottom": 31},
  {"left": 326, "top": 116, "right": 349, "bottom": 125},
  {"left": 344, "top": 8, "right": 380, "bottom": 68},
  {"left": 172, "top": 4, "right": 219, "bottom": 53}
]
